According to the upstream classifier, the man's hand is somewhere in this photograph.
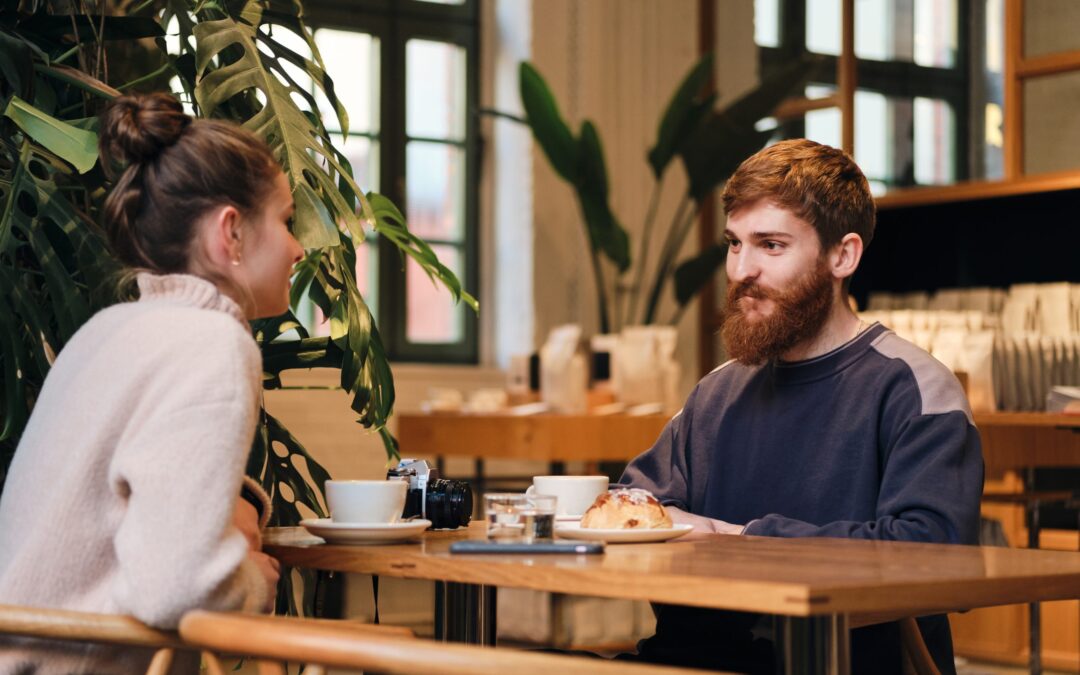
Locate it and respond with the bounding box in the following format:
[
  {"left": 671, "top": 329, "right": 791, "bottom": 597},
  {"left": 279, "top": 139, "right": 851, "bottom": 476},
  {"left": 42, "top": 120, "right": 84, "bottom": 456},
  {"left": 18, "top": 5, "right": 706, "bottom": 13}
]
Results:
[
  {"left": 233, "top": 496, "right": 262, "bottom": 551},
  {"left": 668, "top": 506, "right": 744, "bottom": 535},
  {"left": 249, "top": 550, "right": 281, "bottom": 612}
]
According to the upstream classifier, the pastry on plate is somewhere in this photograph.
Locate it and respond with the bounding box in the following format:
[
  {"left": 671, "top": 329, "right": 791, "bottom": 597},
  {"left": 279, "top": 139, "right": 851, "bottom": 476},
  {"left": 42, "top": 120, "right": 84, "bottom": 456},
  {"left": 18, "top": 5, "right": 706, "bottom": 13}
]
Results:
[{"left": 579, "top": 488, "right": 672, "bottom": 530}]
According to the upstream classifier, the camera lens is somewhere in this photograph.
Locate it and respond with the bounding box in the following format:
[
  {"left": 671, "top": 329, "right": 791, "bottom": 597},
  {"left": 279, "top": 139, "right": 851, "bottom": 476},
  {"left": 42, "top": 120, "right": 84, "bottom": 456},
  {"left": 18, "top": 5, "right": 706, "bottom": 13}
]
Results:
[{"left": 425, "top": 479, "right": 473, "bottom": 529}]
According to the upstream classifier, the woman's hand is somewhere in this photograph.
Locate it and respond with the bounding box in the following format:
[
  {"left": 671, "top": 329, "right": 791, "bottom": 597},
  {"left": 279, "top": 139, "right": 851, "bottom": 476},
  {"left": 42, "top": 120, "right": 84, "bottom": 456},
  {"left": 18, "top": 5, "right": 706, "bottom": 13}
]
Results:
[
  {"left": 249, "top": 550, "right": 281, "bottom": 612},
  {"left": 667, "top": 506, "right": 744, "bottom": 535},
  {"left": 233, "top": 496, "right": 262, "bottom": 551}
]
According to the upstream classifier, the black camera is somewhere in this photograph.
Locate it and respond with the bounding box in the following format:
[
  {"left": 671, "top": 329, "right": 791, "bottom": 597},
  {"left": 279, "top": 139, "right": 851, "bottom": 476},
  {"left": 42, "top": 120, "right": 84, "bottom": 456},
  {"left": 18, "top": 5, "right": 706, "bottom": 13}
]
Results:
[{"left": 387, "top": 459, "right": 472, "bottom": 529}]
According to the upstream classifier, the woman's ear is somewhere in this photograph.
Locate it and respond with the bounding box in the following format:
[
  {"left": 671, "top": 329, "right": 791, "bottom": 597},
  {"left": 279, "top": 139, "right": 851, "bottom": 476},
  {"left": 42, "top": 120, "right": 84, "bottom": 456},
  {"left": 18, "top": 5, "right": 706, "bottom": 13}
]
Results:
[
  {"left": 829, "top": 232, "right": 864, "bottom": 282},
  {"left": 198, "top": 205, "right": 244, "bottom": 269}
]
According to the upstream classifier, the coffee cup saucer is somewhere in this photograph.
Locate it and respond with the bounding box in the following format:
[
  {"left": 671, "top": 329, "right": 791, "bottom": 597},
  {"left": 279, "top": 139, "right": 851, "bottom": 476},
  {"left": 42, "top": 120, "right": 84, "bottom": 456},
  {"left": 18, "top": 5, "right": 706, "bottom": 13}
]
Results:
[{"left": 300, "top": 518, "right": 432, "bottom": 545}]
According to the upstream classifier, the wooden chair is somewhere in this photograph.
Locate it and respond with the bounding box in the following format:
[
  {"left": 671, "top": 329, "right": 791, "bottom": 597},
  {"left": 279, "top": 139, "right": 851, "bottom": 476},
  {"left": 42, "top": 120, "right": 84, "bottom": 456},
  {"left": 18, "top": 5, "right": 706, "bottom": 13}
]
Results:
[
  {"left": 179, "top": 610, "right": 717, "bottom": 675},
  {"left": 0, "top": 603, "right": 412, "bottom": 675},
  {"left": 0, "top": 603, "right": 186, "bottom": 675}
]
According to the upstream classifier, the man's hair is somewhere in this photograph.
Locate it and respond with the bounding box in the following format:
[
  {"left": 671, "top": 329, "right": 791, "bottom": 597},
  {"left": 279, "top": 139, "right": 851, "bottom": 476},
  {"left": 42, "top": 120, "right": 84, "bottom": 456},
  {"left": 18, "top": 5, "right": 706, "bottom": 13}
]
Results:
[{"left": 721, "top": 138, "right": 876, "bottom": 251}]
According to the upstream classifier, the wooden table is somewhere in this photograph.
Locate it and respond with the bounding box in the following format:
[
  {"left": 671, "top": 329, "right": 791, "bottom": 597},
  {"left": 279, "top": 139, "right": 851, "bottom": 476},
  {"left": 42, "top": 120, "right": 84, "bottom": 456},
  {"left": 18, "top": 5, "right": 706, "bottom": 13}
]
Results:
[{"left": 265, "top": 525, "right": 1080, "bottom": 675}]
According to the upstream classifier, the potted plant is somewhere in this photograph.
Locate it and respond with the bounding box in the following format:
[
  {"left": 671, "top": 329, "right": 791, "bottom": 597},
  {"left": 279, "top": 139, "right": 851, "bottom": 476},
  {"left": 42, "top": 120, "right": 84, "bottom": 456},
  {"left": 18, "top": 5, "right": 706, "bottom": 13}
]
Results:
[{"left": 0, "top": 0, "right": 475, "bottom": 615}]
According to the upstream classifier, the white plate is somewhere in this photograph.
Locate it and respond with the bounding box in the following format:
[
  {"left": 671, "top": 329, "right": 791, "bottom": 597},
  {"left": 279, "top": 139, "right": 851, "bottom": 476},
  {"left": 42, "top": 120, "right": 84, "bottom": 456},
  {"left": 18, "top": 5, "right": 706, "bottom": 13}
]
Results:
[
  {"left": 300, "top": 518, "right": 431, "bottom": 545},
  {"left": 555, "top": 514, "right": 583, "bottom": 522},
  {"left": 555, "top": 523, "right": 693, "bottom": 544}
]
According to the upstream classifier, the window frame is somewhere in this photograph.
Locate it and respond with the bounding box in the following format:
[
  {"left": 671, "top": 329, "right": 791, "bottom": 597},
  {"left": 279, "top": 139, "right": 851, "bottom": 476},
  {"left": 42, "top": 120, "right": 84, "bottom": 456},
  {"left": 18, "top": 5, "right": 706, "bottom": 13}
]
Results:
[
  {"left": 759, "top": 0, "right": 974, "bottom": 188},
  {"left": 304, "top": 0, "right": 480, "bottom": 363}
]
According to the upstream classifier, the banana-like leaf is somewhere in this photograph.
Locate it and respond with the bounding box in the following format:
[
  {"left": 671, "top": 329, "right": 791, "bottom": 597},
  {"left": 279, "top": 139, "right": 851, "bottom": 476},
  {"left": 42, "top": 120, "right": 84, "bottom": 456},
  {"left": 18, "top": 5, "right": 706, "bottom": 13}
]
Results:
[
  {"left": 648, "top": 53, "right": 715, "bottom": 179},
  {"left": 679, "top": 56, "right": 818, "bottom": 202},
  {"left": 3, "top": 96, "right": 98, "bottom": 173},
  {"left": 192, "top": 10, "right": 372, "bottom": 249},
  {"left": 0, "top": 31, "right": 34, "bottom": 99},
  {"left": 519, "top": 61, "right": 577, "bottom": 182},
  {"left": 369, "top": 192, "right": 479, "bottom": 311},
  {"left": 673, "top": 243, "right": 727, "bottom": 307},
  {"left": 33, "top": 63, "right": 121, "bottom": 100},
  {"left": 577, "top": 121, "right": 630, "bottom": 272}
]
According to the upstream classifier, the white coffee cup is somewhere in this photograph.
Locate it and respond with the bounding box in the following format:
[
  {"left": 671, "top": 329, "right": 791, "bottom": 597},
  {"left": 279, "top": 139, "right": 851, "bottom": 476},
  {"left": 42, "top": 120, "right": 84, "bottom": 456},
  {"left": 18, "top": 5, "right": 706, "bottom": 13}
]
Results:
[
  {"left": 526, "top": 475, "right": 608, "bottom": 517},
  {"left": 325, "top": 480, "right": 408, "bottom": 524}
]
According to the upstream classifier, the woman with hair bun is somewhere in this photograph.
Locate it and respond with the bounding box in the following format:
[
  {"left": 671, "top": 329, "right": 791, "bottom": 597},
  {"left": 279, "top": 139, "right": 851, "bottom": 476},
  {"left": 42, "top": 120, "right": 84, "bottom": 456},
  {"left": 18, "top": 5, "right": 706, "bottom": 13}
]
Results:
[{"left": 0, "top": 92, "right": 303, "bottom": 673}]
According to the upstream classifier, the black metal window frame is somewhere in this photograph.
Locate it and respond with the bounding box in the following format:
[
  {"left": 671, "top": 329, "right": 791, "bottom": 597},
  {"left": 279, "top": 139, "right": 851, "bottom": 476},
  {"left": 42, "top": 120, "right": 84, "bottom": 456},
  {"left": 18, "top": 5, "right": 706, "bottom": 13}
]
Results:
[
  {"left": 304, "top": 0, "right": 480, "bottom": 363},
  {"left": 760, "top": 0, "right": 975, "bottom": 188}
]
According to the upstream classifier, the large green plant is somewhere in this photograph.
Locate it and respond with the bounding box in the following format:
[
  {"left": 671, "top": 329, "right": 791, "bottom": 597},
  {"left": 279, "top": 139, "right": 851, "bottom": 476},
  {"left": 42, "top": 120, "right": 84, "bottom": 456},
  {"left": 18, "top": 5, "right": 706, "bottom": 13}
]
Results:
[
  {"left": 0, "top": 0, "right": 475, "bottom": 615},
  {"left": 515, "top": 55, "right": 817, "bottom": 332}
]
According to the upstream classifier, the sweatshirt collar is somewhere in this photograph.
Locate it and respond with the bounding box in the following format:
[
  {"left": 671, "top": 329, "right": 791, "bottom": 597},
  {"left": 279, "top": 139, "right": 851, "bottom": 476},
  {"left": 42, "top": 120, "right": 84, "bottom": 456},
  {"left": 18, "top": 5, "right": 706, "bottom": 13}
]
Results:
[
  {"left": 769, "top": 322, "right": 887, "bottom": 385},
  {"left": 136, "top": 272, "right": 248, "bottom": 326}
]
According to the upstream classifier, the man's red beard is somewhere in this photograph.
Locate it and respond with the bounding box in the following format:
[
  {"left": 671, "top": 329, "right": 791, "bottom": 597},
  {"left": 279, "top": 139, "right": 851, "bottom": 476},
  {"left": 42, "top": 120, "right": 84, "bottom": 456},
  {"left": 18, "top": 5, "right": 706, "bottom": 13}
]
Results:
[{"left": 720, "top": 261, "right": 835, "bottom": 366}]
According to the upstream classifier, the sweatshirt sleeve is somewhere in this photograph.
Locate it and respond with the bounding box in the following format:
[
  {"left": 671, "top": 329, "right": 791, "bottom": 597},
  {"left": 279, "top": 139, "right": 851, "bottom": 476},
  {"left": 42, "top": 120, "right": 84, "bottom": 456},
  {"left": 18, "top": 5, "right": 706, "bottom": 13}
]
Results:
[
  {"left": 620, "top": 390, "right": 698, "bottom": 511},
  {"left": 108, "top": 323, "right": 269, "bottom": 628},
  {"left": 743, "top": 410, "right": 984, "bottom": 544}
]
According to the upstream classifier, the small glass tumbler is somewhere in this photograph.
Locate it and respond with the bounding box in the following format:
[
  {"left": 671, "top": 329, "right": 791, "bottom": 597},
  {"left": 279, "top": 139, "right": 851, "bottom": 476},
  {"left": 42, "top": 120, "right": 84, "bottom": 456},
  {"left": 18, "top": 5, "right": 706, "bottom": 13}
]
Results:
[{"left": 485, "top": 493, "right": 557, "bottom": 541}]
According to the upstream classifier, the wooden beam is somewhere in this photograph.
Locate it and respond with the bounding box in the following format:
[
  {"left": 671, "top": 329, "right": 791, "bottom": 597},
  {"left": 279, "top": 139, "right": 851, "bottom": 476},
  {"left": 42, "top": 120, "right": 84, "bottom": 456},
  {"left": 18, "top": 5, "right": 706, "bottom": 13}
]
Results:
[
  {"left": 1003, "top": 0, "right": 1023, "bottom": 179},
  {"left": 1016, "top": 48, "right": 1080, "bottom": 79},
  {"left": 838, "top": 0, "right": 856, "bottom": 155},
  {"left": 773, "top": 94, "right": 841, "bottom": 121},
  {"left": 697, "top": 0, "right": 717, "bottom": 376}
]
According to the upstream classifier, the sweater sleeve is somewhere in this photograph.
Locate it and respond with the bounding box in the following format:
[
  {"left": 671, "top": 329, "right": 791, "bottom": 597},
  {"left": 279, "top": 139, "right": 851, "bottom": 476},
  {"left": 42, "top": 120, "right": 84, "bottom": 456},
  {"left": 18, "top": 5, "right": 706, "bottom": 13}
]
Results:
[
  {"left": 620, "top": 390, "right": 697, "bottom": 511},
  {"left": 108, "top": 326, "right": 269, "bottom": 628},
  {"left": 743, "top": 410, "right": 984, "bottom": 543}
]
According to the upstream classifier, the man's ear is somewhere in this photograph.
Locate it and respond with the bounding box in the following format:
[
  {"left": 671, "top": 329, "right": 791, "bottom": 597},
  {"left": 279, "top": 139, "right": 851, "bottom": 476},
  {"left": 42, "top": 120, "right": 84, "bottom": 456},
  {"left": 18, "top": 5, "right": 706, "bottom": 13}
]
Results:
[{"left": 829, "top": 233, "right": 864, "bottom": 282}]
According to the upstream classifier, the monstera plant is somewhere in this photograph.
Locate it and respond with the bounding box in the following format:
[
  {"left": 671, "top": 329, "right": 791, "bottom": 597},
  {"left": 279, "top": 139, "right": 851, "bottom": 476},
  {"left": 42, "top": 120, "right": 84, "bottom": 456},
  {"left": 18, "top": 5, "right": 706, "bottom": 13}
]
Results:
[
  {"left": 513, "top": 54, "right": 818, "bottom": 332},
  {"left": 0, "top": 0, "right": 475, "bottom": 615}
]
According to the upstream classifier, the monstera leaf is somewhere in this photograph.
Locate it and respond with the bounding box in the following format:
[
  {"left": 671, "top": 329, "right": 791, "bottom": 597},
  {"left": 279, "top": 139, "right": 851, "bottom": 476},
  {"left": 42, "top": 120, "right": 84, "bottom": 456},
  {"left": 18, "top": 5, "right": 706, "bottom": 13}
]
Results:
[
  {"left": 192, "top": 9, "right": 371, "bottom": 250},
  {"left": 0, "top": 138, "right": 118, "bottom": 443}
]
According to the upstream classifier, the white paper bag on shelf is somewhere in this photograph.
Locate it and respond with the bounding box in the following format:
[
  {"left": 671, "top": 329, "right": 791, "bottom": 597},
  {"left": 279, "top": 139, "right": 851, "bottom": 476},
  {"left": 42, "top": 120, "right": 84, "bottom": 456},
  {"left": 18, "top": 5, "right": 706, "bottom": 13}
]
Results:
[
  {"left": 1036, "top": 282, "right": 1073, "bottom": 337},
  {"left": 613, "top": 326, "right": 681, "bottom": 413},
  {"left": 540, "top": 324, "right": 587, "bottom": 414},
  {"left": 959, "top": 330, "right": 996, "bottom": 413}
]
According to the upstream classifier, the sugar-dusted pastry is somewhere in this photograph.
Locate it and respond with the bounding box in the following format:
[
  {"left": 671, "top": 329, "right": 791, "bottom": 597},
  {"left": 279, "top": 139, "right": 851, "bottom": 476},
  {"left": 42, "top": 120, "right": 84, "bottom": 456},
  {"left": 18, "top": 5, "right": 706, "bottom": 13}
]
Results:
[{"left": 579, "top": 488, "right": 673, "bottom": 529}]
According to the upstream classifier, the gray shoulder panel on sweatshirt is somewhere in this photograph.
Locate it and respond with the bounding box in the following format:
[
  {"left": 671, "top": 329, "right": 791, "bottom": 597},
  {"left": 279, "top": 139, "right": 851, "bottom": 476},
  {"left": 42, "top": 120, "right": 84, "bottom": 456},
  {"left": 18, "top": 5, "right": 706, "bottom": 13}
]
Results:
[{"left": 870, "top": 330, "right": 974, "bottom": 425}]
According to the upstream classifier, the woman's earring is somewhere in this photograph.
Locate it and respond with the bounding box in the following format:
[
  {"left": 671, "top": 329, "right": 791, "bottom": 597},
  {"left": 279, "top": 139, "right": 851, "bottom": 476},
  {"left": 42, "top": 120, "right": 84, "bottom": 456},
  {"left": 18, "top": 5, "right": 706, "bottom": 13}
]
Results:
[{"left": 231, "top": 257, "right": 241, "bottom": 266}]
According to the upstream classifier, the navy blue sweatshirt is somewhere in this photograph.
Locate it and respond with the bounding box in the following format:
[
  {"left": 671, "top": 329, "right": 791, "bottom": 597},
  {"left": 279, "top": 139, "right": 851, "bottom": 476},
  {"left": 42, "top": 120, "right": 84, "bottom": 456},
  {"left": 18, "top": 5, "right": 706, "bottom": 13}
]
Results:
[{"left": 622, "top": 323, "right": 984, "bottom": 673}]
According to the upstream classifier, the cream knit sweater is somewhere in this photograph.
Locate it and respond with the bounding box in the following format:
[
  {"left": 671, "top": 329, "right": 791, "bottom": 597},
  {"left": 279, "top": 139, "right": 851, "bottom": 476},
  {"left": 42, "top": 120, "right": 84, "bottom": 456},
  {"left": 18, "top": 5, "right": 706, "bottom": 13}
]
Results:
[{"left": 0, "top": 274, "right": 271, "bottom": 674}]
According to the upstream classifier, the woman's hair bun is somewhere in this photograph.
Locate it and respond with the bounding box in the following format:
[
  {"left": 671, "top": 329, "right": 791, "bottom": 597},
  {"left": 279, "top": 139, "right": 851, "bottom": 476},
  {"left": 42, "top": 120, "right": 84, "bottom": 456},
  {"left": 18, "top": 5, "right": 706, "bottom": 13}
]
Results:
[{"left": 99, "top": 93, "right": 191, "bottom": 172}]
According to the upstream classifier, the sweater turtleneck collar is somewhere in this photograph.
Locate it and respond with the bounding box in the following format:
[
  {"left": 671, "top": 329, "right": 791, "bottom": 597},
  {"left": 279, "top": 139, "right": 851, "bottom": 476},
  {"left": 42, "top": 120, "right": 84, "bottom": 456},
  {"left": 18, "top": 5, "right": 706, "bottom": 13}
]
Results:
[{"left": 136, "top": 272, "right": 248, "bottom": 326}]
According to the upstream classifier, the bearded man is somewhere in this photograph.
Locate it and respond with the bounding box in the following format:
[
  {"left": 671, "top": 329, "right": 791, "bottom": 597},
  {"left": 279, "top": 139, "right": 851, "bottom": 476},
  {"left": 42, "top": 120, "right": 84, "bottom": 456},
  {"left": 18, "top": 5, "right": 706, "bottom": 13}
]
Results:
[{"left": 620, "top": 139, "right": 984, "bottom": 674}]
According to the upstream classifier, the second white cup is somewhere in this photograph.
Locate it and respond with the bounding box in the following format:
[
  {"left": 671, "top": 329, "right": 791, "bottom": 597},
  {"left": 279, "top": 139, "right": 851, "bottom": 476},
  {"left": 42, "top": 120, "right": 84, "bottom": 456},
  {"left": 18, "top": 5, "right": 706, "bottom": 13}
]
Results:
[
  {"left": 325, "top": 479, "right": 408, "bottom": 524},
  {"left": 526, "top": 475, "right": 608, "bottom": 517}
]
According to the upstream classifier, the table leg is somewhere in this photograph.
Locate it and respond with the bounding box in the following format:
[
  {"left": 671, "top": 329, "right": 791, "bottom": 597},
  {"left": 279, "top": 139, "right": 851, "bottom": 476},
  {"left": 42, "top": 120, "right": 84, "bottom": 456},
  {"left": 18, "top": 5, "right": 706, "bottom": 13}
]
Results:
[
  {"left": 434, "top": 581, "right": 497, "bottom": 645},
  {"left": 1026, "top": 480, "right": 1042, "bottom": 675},
  {"left": 776, "top": 615, "right": 850, "bottom": 675}
]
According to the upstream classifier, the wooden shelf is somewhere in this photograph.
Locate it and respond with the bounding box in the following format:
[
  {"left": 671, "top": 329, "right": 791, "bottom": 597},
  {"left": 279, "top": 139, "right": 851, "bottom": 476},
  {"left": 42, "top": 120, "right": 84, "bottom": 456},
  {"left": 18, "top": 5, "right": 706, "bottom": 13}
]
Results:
[{"left": 875, "top": 169, "right": 1080, "bottom": 210}]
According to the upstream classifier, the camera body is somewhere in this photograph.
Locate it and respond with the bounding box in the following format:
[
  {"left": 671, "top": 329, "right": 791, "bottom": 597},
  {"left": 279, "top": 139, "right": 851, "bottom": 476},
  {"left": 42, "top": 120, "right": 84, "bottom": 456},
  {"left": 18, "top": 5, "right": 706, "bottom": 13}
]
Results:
[{"left": 387, "top": 459, "right": 472, "bottom": 529}]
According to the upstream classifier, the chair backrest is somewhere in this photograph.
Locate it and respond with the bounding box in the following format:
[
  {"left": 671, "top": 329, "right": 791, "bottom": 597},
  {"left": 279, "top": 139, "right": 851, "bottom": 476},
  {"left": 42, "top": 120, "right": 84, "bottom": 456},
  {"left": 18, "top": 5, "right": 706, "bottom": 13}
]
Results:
[
  {"left": 0, "top": 603, "right": 185, "bottom": 675},
  {"left": 179, "top": 610, "right": 716, "bottom": 675}
]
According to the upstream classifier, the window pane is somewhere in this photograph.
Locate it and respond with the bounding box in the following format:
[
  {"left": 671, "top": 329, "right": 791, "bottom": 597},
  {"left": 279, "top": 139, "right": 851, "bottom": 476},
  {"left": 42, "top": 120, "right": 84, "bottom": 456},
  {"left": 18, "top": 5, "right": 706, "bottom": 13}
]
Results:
[
  {"left": 913, "top": 97, "right": 955, "bottom": 185},
  {"left": 913, "top": 0, "right": 957, "bottom": 67},
  {"left": 406, "top": 141, "right": 465, "bottom": 241},
  {"left": 805, "top": 0, "right": 840, "bottom": 55},
  {"left": 754, "top": 0, "right": 780, "bottom": 48},
  {"left": 332, "top": 133, "right": 380, "bottom": 194},
  {"left": 406, "top": 244, "right": 464, "bottom": 344},
  {"left": 314, "top": 29, "right": 380, "bottom": 133},
  {"left": 805, "top": 0, "right": 956, "bottom": 67},
  {"left": 406, "top": 39, "right": 466, "bottom": 140}
]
